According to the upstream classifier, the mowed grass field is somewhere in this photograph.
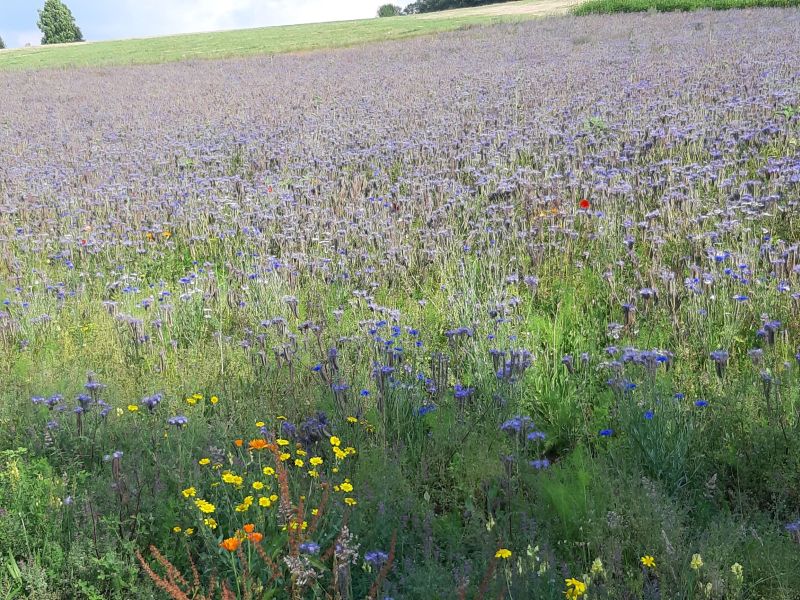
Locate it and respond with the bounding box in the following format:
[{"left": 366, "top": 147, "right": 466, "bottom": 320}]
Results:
[{"left": 0, "top": 0, "right": 576, "bottom": 71}]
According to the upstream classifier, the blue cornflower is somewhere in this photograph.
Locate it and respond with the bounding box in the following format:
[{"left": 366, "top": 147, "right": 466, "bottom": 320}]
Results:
[
  {"left": 299, "top": 542, "right": 320, "bottom": 555},
  {"left": 644, "top": 410, "right": 654, "bottom": 420},
  {"left": 168, "top": 415, "right": 188, "bottom": 427},
  {"left": 417, "top": 404, "right": 436, "bottom": 416},
  {"left": 526, "top": 431, "right": 546, "bottom": 441},
  {"left": 311, "top": 364, "right": 323, "bottom": 372},
  {"left": 364, "top": 550, "right": 389, "bottom": 566},
  {"left": 530, "top": 459, "right": 550, "bottom": 469},
  {"left": 599, "top": 429, "right": 614, "bottom": 437},
  {"left": 360, "top": 389, "right": 370, "bottom": 397},
  {"left": 694, "top": 400, "right": 708, "bottom": 408}
]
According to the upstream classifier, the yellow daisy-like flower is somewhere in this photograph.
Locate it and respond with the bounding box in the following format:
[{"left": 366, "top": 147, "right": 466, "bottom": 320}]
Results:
[
  {"left": 296, "top": 449, "right": 307, "bottom": 457},
  {"left": 311, "top": 508, "right": 319, "bottom": 516},
  {"left": 279, "top": 453, "right": 291, "bottom": 461},
  {"left": 127, "top": 404, "right": 139, "bottom": 412},
  {"left": 258, "top": 496, "right": 272, "bottom": 508},
  {"left": 344, "top": 497, "right": 357, "bottom": 506},
  {"left": 255, "top": 421, "right": 265, "bottom": 427},
  {"left": 210, "top": 395, "right": 219, "bottom": 405},
  {"left": 263, "top": 466, "right": 275, "bottom": 476},
  {"left": 495, "top": 548, "right": 512, "bottom": 559},
  {"left": 172, "top": 526, "right": 182, "bottom": 533},
  {"left": 310, "top": 456, "right": 323, "bottom": 466},
  {"left": 222, "top": 472, "right": 244, "bottom": 486},
  {"left": 184, "top": 528, "right": 195, "bottom": 536},
  {"left": 276, "top": 438, "right": 290, "bottom": 446},
  {"left": 198, "top": 458, "right": 211, "bottom": 466},
  {"left": 641, "top": 555, "right": 656, "bottom": 568},
  {"left": 294, "top": 459, "right": 304, "bottom": 468},
  {"left": 347, "top": 416, "right": 358, "bottom": 424},
  {"left": 344, "top": 447, "right": 357, "bottom": 456},
  {"left": 235, "top": 496, "right": 254, "bottom": 512},
  {"left": 565, "top": 578, "right": 587, "bottom": 599},
  {"left": 194, "top": 499, "right": 215, "bottom": 514},
  {"left": 203, "top": 518, "right": 217, "bottom": 530},
  {"left": 192, "top": 393, "right": 203, "bottom": 400},
  {"left": 333, "top": 447, "right": 347, "bottom": 460},
  {"left": 186, "top": 397, "right": 197, "bottom": 406},
  {"left": 339, "top": 481, "right": 354, "bottom": 493},
  {"left": 307, "top": 470, "right": 319, "bottom": 478},
  {"left": 269, "top": 494, "right": 278, "bottom": 502},
  {"left": 252, "top": 481, "right": 265, "bottom": 491},
  {"left": 181, "top": 486, "right": 196, "bottom": 498},
  {"left": 330, "top": 436, "right": 341, "bottom": 447}
]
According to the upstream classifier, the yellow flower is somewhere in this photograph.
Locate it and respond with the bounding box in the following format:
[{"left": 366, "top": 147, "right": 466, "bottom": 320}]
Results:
[
  {"left": 339, "top": 481, "right": 354, "bottom": 493},
  {"left": 186, "top": 397, "right": 197, "bottom": 406},
  {"left": 347, "top": 416, "right": 358, "bottom": 424},
  {"left": 296, "top": 449, "right": 307, "bottom": 457},
  {"left": 333, "top": 447, "right": 347, "bottom": 460},
  {"left": 294, "top": 459, "right": 304, "bottom": 468},
  {"left": 310, "top": 456, "right": 323, "bottom": 466},
  {"left": 269, "top": 494, "right": 278, "bottom": 502},
  {"left": 277, "top": 415, "right": 287, "bottom": 420},
  {"left": 731, "top": 563, "right": 743, "bottom": 583},
  {"left": 258, "top": 496, "right": 272, "bottom": 508},
  {"left": 235, "top": 496, "right": 254, "bottom": 512},
  {"left": 252, "top": 481, "right": 265, "bottom": 491},
  {"left": 279, "top": 453, "right": 291, "bottom": 461},
  {"left": 330, "top": 436, "right": 341, "bottom": 447},
  {"left": 690, "top": 553, "right": 703, "bottom": 571},
  {"left": 311, "top": 508, "right": 319, "bottom": 516},
  {"left": 263, "top": 466, "right": 275, "bottom": 477},
  {"left": 203, "top": 518, "right": 217, "bottom": 529},
  {"left": 198, "top": 458, "right": 211, "bottom": 466},
  {"left": 495, "top": 548, "right": 512, "bottom": 559},
  {"left": 127, "top": 404, "right": 139, "bottom": 412},
  {"left": 308, "top": 470, "right": 319, "bottom": 478},
  {"left": 641, "top": 555, "right": 656, "bottom": 568},
  {"left": 590, "top": 558, "right": 605, "bottom": 578},
  {"left": 210, "top": 395, "right": 219, "bottom": 404},
  {"left": 565, "top": 578, "right": 587, "bottom": 599},
  {"left": 222, "top": 472, "right": 243, "bottom": 486},
  {"left": 172, "top": 526, "right": 182, "bottom": 533},
  {"left": 184, "top": 528, "right": 194, "bottom": 536},
  {"left": 181, "top": 486, "right": 196, "bottom": 498},
  {"left": 344, "top": 447, "right": 356, "bottom": 456},
  {"left": 193, "top": 394, "right": 202, "bottom": 400},
  {"left": 255, "top": 421, "right": 265, "bottom": 427},
  {"left": 194, "top": 499, "right": 215, "bottom": 514},
  {"left": 276, "top": 438, "right": 290, "bottom": 446},
  {"left": 344, "top": 497, "right": 357, "bottom": 506}
]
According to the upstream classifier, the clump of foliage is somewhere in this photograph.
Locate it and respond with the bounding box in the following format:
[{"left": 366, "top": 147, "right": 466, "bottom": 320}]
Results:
[
  {"left": 37, "top": 0, "right": 84, "bottom": 45},
  {"left": 404, "top": 0, "right": 515, "bottom": 13},
  {"left": 378, "top": 4, "right": 404, "bottom": 17}
]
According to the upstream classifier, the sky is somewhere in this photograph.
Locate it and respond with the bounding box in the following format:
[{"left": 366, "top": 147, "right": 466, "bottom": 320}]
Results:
[{"left": 2, "top": 0, "right": 398, "bottom": 48}]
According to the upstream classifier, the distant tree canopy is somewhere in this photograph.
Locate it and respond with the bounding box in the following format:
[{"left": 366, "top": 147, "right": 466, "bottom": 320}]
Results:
[
  {"left": 37, "top": 0, "right": 84, "bottom": 45},
  {"left": 0, "top": 36, "right": 5, "bottom": 50},
  {"left": 378, "top": 3, "right": 403, "bottom": 16},
  {"left": 403, "top": 0, "right": 514, "bottom": 12}
]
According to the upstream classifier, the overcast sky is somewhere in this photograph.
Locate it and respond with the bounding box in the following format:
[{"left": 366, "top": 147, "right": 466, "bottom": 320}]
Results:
[{"left": 2, "top": 0, "right": 397, "bottom": 48}]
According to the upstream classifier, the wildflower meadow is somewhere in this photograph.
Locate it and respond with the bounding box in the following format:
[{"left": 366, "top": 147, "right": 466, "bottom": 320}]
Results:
[{"left": 1, "top": 8, "right": 800, "bottom": 600}]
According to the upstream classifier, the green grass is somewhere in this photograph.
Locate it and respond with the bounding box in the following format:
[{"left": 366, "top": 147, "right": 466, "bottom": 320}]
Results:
[
  {"left": 0, "top": 0, "right": 559, "bottom": 72},
  {"left": 572, "top": 0, "right": 799, "bottom": 14}
]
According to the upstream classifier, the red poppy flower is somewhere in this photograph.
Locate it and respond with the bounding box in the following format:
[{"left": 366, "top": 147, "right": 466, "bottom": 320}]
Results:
[{"left": 579, "top": 199, "right": 591, "bottom": 210}]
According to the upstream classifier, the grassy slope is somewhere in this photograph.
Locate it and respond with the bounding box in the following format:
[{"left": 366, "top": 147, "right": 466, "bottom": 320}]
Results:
[{"left": 0, "top": 0, "right": 574, "bottom": 71}]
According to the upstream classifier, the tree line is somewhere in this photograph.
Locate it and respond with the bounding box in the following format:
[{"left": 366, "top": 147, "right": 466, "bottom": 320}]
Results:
[{"left": 379, "top": 0, "right": 515, "bottom": 15}]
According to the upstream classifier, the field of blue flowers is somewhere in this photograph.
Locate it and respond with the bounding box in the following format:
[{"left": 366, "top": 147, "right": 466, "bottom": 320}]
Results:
[{"left": 1, "top": 9, "right": 799, "bottom": 600}]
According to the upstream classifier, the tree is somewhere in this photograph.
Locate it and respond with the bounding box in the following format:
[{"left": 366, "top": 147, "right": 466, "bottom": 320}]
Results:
[
  {"left": 0, "top": 36, "right": 5, "bottom": 50},
  {"left": 37, "top": 0, "right": 84, "bottom": 45},
  {"left": 378, "top": 4, "right": 403, "bottom": 16}
]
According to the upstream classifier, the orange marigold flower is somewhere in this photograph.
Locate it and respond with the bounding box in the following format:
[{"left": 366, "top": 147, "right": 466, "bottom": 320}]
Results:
[
  {"left": 234, "top": 439, "right": 243, "bottom": 447},
  {"left": 247, "top": 532, "right": 264, "bottom": 544},
  {"left": 248, "top": 439, "right": 268, "bottom": 451},
  {"left": 243, "top": 523, "right": 255, "bottom": 534},
  {"left": 219, "top": 537, "right": 241, "bottom": 552}
]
